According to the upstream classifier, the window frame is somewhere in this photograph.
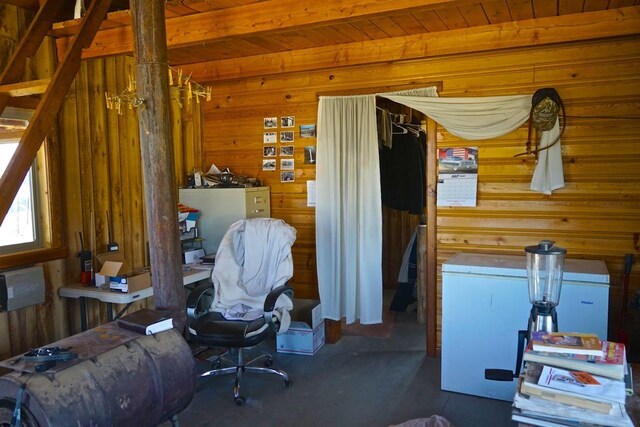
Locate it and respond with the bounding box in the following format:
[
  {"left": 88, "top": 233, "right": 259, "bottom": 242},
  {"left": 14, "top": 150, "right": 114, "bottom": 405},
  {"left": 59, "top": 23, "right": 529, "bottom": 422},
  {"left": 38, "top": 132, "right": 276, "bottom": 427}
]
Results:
[
  {"left": 0, "top": 139, "right": 43, "bottom": 254},
  {"left": 0, "top": 110, "right": 66, "bottom": 270}
]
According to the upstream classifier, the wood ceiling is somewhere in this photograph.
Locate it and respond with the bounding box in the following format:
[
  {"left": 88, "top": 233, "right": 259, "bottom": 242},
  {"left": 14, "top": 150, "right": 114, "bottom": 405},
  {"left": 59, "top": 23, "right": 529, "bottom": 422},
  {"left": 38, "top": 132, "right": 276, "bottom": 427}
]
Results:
[{"left": 47, "top": 0, "right": 640, "bottom": 76}]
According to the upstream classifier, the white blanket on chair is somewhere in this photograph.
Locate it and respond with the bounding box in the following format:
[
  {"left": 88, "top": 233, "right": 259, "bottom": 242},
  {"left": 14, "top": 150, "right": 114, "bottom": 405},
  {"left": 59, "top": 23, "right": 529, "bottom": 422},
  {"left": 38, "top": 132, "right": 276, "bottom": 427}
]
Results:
[{"left": 209, "top": 218, "right": 296, "bottom": 333}]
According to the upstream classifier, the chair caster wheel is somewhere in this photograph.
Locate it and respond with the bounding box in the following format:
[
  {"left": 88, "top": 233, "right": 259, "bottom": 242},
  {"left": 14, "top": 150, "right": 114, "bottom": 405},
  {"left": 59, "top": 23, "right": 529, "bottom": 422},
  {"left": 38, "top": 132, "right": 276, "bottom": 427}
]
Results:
[
  {"left": 264, "top": 359, "right": 273, "bottom": 368},
  {"left": 235, "top": 396, "right": 246, "bottom": 406},
  {"left": 213, "top": 360, "right": 221, "bottom": 369},
  {"left": 284, "top": 379, "right": 292, "bottom": 388}
]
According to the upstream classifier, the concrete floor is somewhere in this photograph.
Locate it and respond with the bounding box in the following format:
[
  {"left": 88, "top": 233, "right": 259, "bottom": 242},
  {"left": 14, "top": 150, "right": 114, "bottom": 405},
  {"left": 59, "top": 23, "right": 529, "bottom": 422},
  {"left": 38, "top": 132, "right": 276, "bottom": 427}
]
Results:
[{"left": 170, "top": 308, "right": 514, "bottom": 427}]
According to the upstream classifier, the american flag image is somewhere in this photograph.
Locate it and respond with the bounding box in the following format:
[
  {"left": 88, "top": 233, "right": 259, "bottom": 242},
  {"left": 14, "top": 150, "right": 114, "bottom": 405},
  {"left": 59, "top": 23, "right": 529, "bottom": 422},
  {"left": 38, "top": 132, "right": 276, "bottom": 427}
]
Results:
[{"left": 452, "top": 147, "right": 468, "bottom": 159}]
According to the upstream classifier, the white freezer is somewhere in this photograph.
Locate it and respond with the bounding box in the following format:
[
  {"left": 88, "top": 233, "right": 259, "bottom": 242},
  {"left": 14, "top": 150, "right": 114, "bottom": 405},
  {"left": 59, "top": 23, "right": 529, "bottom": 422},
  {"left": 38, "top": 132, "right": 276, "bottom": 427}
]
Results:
[{"left": 441, "top": 252, "right": 609, "bottom": 401}]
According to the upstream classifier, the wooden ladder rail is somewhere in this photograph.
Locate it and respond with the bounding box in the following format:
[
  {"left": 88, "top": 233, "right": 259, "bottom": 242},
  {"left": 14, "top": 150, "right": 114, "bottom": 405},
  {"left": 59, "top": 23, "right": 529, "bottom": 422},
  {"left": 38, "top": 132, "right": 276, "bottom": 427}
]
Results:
[
  {"left": 0, "top": 0, "right": 114, "bottom": 226},
  {"left": 0, "top": 0, "right": 66, "bottom": 115}
]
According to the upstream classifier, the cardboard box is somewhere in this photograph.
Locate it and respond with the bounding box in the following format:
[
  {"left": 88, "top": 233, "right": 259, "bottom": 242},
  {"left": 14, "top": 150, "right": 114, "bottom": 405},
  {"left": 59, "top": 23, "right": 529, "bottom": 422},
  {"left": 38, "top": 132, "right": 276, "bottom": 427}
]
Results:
[
  {"left": 291, "top": 299, "right": 323, "bottom": 330},
  {"left": 95, "top": 252, "right": 151, "bottom": 293},
  {"left": 183, "top": 248, "right": 205, "bottom": 265},
  {"left": 276, "top": 320, "right": 325, "bottom": 356}
]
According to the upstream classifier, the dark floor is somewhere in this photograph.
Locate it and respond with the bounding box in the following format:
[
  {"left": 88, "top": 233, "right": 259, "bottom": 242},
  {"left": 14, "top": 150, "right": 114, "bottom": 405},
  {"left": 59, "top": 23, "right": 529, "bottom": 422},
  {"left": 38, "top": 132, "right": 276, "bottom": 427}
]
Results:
[{"left": 168, "top": 304, "right": 514, "bottom": 427}]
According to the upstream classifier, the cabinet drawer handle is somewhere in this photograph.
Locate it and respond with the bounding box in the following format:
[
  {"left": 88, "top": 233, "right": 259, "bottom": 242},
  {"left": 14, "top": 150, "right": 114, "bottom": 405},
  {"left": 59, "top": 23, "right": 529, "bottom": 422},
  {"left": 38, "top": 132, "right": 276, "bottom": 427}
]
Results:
[{"left": 254, "top": 209, "right": 264, "bottom": 213}]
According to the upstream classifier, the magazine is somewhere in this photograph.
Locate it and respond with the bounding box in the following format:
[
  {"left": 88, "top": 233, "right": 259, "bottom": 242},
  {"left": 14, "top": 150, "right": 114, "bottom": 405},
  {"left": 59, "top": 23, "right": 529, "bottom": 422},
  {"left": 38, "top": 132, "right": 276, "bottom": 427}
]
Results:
[{"left": 531, "top": 331, "right": 602, "bottom": 356}]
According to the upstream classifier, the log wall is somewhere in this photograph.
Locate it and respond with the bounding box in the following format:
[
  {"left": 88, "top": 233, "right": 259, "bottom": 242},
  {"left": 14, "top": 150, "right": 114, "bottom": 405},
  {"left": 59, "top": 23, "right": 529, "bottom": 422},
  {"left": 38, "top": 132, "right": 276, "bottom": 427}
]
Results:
[
  {"left": 1, "top": 45, "right": 204, "bottom": 354},
  {"left": 0, "top": 5, "right": 67, "bottom": 360},
  {"left": 57, "top": 55, "right": 204, "bottom": 334},
  {"left": 201, "top": 36, "right": 640, "bottom": 347}
]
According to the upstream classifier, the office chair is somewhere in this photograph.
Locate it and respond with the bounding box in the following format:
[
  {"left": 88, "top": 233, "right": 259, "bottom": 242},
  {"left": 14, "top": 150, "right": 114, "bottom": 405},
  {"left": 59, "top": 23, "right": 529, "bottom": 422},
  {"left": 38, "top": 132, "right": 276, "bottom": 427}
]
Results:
[{"left": 187, "top": 218, "right": 296, "bottom": 406}]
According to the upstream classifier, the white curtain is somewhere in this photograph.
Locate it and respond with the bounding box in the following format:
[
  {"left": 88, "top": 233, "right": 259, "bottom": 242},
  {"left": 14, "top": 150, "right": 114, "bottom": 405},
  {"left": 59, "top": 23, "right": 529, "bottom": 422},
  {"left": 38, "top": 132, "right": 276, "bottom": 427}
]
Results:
[{"left": 316, "top": 95, "right": 382, "bottom": 324}]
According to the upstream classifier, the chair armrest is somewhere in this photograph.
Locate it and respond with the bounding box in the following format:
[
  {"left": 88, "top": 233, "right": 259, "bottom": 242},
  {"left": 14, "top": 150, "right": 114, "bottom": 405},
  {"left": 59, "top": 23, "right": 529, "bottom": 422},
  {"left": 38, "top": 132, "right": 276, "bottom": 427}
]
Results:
[
  {"left": 187, "top": 282, "right": 214, "bottom": 320},
  {"left": 263, "top": 284, "right": 294, "bottom": 332}
]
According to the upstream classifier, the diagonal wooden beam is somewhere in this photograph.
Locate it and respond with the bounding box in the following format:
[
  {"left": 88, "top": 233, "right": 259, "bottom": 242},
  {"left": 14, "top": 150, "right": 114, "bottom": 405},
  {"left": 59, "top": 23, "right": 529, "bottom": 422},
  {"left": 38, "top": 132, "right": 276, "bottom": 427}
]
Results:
[
  {"left": 0, "top": 0, "right": 114, "bottom": 226},
  {"left": 179, "top": 6, "right": 640, "bottom": 82},
  {"left": 55, "top": 0, "right": 480, "bottom": 60},
  {"left": 0, "top": 0, "right": 66, "bottom": 116}
]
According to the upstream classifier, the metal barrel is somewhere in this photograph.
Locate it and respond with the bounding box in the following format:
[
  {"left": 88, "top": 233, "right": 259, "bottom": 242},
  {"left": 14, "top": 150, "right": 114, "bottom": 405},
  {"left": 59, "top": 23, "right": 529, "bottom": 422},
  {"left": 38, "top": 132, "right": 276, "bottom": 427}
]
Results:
[{"left": 0, "top": 328, "right": 195, "bottom": 426}]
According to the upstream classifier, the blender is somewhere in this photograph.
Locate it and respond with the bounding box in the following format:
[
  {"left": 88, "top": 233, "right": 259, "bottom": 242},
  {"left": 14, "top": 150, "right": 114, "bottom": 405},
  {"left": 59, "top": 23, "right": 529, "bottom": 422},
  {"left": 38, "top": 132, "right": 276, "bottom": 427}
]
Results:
[
  {"left": 525, "top": 240, "right": 566, "bottom": 337},
  {"left": 485, "top": 240, "right": 567, "bottom": 382}
]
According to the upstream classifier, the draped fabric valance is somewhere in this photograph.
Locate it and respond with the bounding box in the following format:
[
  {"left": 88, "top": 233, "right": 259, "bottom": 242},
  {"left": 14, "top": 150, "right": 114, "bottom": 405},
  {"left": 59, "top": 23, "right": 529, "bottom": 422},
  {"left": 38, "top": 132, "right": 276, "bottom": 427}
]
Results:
[
  {"left": 378, "top": 87, "right": 531, "bottom": 140},
  {"left": 378, "top": 87, "right": 564, "bottom": 194}
]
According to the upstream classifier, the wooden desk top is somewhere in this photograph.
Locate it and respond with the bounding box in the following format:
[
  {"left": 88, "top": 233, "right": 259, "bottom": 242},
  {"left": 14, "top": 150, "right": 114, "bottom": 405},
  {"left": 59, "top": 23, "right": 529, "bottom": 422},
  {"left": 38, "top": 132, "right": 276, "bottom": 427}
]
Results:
[{"left": 58, "top": 265, "right": 211, "bottom": 304}]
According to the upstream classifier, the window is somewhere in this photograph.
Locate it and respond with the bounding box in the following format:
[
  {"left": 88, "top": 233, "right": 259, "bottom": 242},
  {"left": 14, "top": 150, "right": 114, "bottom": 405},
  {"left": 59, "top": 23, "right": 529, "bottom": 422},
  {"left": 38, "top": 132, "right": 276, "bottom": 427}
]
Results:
[{"left": 0, "top": 120, "right": 42, "bottom": 254}]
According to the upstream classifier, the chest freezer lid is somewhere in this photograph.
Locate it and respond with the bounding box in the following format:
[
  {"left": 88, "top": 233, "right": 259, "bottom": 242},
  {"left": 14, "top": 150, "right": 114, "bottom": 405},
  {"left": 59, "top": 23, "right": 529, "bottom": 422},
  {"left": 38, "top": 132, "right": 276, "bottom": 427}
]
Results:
[{"left": 442, "top": 252, "right": 609, "bottom": 284}]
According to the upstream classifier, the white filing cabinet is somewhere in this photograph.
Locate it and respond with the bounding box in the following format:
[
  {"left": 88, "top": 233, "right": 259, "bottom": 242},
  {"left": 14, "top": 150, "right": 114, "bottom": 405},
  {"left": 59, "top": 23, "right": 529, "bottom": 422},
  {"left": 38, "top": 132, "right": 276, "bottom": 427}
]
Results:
[
  {"left": 178, "top": 187, "right": 270, "bottom": 255},
  {"left": 441, "top": 252, "right": 609, "bottom": 401}
]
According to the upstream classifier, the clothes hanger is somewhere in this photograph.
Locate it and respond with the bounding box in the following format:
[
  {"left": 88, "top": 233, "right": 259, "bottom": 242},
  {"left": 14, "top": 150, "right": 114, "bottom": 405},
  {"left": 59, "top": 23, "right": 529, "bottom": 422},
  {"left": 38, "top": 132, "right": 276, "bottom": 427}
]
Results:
[{"left": 392, "top": 122, "right": 408, "bottom": 134}]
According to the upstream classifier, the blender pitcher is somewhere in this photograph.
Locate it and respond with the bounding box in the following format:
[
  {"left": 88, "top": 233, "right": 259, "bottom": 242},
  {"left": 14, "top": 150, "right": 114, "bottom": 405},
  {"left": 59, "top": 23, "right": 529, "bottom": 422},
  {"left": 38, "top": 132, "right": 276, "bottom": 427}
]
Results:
[{"left": 525, "top": 240, "right": 567, "bottom": 336}]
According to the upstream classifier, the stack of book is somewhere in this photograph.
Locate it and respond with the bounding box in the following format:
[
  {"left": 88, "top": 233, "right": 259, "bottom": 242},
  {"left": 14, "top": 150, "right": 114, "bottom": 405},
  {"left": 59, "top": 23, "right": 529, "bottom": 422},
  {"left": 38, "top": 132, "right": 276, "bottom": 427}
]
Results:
[{"left": 512, "top": 332, "right": 634, "bottom": 427}]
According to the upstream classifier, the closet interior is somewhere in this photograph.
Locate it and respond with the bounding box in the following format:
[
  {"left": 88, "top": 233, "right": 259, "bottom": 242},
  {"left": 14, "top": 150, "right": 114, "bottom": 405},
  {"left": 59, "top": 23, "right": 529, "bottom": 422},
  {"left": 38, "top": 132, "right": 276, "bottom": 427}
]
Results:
[{"left": 377, "top": 98, "right": 428, "bottom": 315}]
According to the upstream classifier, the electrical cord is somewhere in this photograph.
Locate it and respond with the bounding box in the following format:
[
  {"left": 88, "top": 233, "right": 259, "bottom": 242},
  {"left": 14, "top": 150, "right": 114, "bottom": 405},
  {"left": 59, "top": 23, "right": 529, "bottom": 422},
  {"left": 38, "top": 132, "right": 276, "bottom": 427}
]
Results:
[{"left": 10, "top": 373, "right": 33, "bottom": 427}]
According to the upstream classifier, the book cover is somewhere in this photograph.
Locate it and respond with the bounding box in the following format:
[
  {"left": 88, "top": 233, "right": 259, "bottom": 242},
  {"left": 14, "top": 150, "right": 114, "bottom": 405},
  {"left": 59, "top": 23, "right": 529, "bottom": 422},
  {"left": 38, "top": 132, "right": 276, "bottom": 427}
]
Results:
[
  {"left": 534, "top": 363, "right": 626, "bottom": 404},
  {"left": 523, "top": 340, "right": 626, "bottom": 380},
  {"left": 117, "top": 308, "right": 173, "bottom": 335},
  {"left": 531, "top": 331, "right": 603, "bottom": 356},
  {"left": 520, "top": 363, "right": 614, "bottom": 413}
]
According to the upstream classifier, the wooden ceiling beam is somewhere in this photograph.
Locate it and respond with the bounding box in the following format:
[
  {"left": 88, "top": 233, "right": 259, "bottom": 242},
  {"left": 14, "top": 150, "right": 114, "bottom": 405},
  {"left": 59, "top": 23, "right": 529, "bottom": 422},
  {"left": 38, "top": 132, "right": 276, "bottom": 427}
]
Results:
[
  {"left": 179, "top": 6, "right": 640, "bottom": 82},
  {"left": 55, "top": 0, "right": 480, "bottom": 59}
]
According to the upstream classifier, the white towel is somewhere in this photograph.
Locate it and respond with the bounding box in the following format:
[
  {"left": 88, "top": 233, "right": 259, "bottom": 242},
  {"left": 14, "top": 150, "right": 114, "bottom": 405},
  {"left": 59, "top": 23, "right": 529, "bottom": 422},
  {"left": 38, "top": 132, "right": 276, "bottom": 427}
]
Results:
[
  {"left": 530, "top": 119, "right": 565, "bottom": 195},
  {"left": 209, "top": 218, "right": 296, "bottom": 333}
]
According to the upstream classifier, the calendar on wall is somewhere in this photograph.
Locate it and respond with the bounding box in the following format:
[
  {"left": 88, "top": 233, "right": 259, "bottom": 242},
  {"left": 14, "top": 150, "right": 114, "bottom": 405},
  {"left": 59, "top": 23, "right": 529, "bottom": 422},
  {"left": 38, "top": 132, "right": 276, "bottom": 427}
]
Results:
[{"left": 437, "top": 147, "right": 478, "bottom": 207}]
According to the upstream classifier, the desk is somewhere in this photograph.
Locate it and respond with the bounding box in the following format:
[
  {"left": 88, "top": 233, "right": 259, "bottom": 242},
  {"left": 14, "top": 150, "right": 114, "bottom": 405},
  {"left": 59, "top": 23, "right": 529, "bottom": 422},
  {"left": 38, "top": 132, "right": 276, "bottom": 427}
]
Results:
[{"left": 59, "top": 266, "right": 212, "bottom": 331}]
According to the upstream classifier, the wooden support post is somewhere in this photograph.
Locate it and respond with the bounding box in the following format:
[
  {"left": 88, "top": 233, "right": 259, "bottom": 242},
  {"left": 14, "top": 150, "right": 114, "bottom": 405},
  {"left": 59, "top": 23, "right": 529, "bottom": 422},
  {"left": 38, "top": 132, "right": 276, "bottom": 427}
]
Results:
[
  {"left": 426, "top": 118, "right": 437, "bottom": 357},
  {"left": 416, "top": 224, "right": 427, "bottom": 324},
  {"left": 130, "top": 0, "right": 186, "bottom": 331},
  {"left": 324, "top": 319, "right": 342, "bottom": 344}
]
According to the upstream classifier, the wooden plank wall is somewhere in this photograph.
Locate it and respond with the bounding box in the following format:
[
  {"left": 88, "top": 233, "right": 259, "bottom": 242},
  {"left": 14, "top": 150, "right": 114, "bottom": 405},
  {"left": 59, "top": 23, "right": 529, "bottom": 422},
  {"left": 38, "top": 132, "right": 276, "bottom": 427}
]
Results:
[
  {"left": 0, "top": 35, "right": 205, "bottom": 355},
  {"left": 201, "top": 36, "right": 640, "bottom": 347}
]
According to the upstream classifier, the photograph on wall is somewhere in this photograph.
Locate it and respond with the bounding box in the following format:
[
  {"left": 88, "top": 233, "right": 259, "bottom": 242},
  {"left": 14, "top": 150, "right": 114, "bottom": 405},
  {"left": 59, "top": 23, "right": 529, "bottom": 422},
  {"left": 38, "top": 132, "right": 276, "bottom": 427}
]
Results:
[
  {"left": 280, "top": 159, "right": 295, "bottom": 170},
  {"left": 437, "top": 147, "right": 478, "bottom": 207},
  {"left": 263, "top": 146, "right": 277, "bottom": 157},
  {"left": 281, "top": 116, "right": 295, "bottom": 128},
  {"left": 300, "top": 124, "right": 316, "bottom": 138},
  {"left": 280, "top": 145, "right": 294, "bottom": 156},
  {"left": 281, "top": 171, "right": 295, "bottom": 182},
  {"left": 263, "top": 131, "right": 277, "bottom": 143},
  {"left": 262, "top": 159, "right": 276, "bottom": 171},
  {"left": 264, "top": 117, "right": 278, "bottom": 128},
  {"left": 280, "top": 131, "right": 294, "bottom": 142},
  {"left": 304, "top": 145, "right": 316, "bottom": 164}
]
